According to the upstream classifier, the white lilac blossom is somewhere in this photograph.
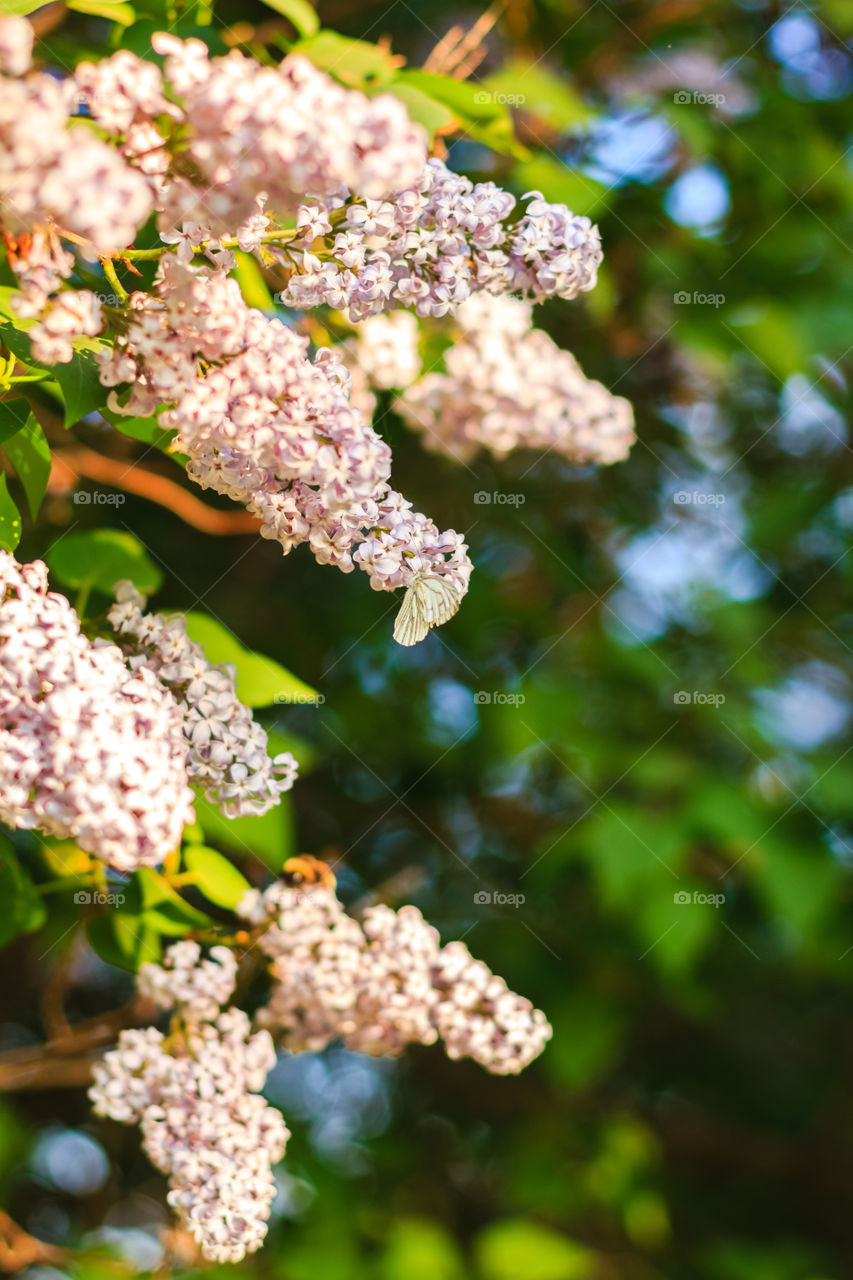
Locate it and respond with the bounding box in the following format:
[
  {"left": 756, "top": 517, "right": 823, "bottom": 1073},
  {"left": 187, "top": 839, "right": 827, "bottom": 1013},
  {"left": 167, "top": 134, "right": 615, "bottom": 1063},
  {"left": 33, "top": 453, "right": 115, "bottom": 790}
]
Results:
[
  {"left": 28, "top": 288, "right": 103, "bottom": 365},
  {"left": 0, "top": 553, "right": 193, "bottom": 870},
  {"left": 281, "top": 156, "right": 603, "bottom": 321},
  {"left": 91, "top": 943, "right": 288, "bottom": 1263},
  {"left": 74, "top": 38, "right": 427, "bottom": 239},
  {"left": 0, "top": 16, "right": 33, "bottom": 77},
  {"left": 99, "top": 259, "right": 472, "bottom": 605},
  {"left": 350, "top": 312, "right": 422, "bottom": 390},
  {"left": 397, "top": 293, "right": 636, "bottom": 465},
  {"left": 240, "top": 880, "right": 551, "bottom": 1074},
  {"left": 0, "top": 62, "right": 154, "bottom": 255},
  {"left": 138, "top": 940, "right": 238, "bottom": 1023},
  {"left": 108, "top": 584, "right": 298, "bottom": 819}
]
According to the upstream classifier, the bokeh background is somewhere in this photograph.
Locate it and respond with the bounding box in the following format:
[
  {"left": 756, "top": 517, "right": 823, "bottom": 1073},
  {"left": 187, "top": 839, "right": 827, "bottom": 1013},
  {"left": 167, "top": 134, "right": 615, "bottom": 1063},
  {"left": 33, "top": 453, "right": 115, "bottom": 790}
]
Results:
[{"left": 4, "top": 0, "right": 853, "bottom": 1278}]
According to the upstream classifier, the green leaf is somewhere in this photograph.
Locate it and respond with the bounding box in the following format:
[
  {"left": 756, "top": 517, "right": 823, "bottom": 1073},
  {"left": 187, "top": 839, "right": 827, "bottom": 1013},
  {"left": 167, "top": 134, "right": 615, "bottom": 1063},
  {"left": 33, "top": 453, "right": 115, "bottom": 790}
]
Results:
[
  {"left": 194, "top": 789, "right": 295, "bottom": 871},
  {"left": 292, "top": 30, "right": 400, "bottom": 86},
  {"left": 3, "top": 413, "right": 51, "bottom": 518},
  {"left": 0, "top": 838, "right": 46, "bottom": 948},
  {"left": 261, "top": 0, "right": 319, "bottom": 37},
  {"left": 183, "top": 845, "right": 252, "bottom": 910},
  {"left": 52, "top": 336, "right": 111, "bottom": 428},
  {"left": 233, "top": 250, "right": 274, "bottom": 310},
  {"left": 100, "top": 406, "right": 175, "bottom": 452},
  {"left": 0, "top": 321, "right": 36, "bottom": 369},
  {"left": 475, "top": 1219, "right": 595, "bottom": 1280},
  {"left": 47, "top": 528, "right": 163, "bottom": 597},
  {"left": 482, "top": 61, "right": 594, "bottom": 131},
  {"left": 183, "top": 611, "right": 321, "bottom": 707},
  {"left": 382, "top": 83, "right": 456, "bottom": 138},
  {"left": 393, "top": 72, "right": 525, "bottom": 156},
  {"left": 136, "top": 867, "right": 212, "bottom": 935},
  {"left": 0, "top": 291, "right": 109, "bottom": 427},
  {"left": 380, "top": 1218, "right": 464, "bottom": 1280},
  {"left": 0, "top": 398, "right": 30, "bottom": 446},
  {"left": 0, "top": 0, "right": 44, "bottom": 13},
  {"left": 87, "top": 910, "right": 161, "bottom": 972},
  {"left": 512, "top": 156, "right": 610, "bottom": 217},
  {"left": 395, "top": 70, "right": 506, "bottom": 121},
  {"left": 0, "top": 476, "right": 21, "bottom": 552},
  {"left": 66, "top": 0, "right": 136, "bottom": 24}
]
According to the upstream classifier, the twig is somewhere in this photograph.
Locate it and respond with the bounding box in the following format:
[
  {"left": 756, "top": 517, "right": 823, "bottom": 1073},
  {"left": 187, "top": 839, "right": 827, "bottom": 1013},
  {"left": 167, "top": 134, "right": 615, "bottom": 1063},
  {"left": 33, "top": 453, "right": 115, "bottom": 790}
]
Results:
[{"left": 50, "top": 447, "right": 260, "bottom": 536}]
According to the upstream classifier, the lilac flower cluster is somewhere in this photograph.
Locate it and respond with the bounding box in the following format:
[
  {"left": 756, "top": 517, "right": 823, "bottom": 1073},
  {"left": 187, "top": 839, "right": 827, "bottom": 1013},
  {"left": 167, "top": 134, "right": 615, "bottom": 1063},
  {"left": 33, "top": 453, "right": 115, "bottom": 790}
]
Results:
[
  {"left": 108, "top": 584, "right": 298, "bottom": 819},
  {"left": 0, "top": 554, "right": 193, "bottom": 871},
  {"left": 74, "top": 36, "right": 427, "bottom": 238},
  {"left": 397, "top": 293, "right": 636, "bottom": 464},
  {"left": 350, "top": 311, "right": 422, "bottom": 392},
  {"left": 99, "top": 259, "right": 471, "bottom": 602},
  {"left": 0, "top": 25, "right": 154, "bottom": 255},
  {"left": 27, "top": 288, "right": 103, "bottom": 366},
  {"left": 90, "top": 942, "right": 288, "bottom": 1263},
  {"left": 240, "top": 881, "right": 552, "bottom": 1074},
  {"left": 138, "top": 940, "right": 238, "bottom": 1023},
  {"left": 281, "top": 157, "right": 602, "bottom": 321}
]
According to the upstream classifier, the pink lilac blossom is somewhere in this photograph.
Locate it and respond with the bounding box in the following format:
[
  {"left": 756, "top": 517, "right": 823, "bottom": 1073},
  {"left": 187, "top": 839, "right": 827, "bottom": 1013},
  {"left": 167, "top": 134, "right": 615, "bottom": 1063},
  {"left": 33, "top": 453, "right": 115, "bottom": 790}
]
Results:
[
  {"left": 27, "top": 287, "right": 103, "bottom": 365},
  {"left": 75, "top": 37, "right": 426, "bottom": 239},
  {"left": 0, "top": 553, "right": 193, "bottom": 871},
  {"left": 0, "top": 66, "right": 154, "bottom": 255},
  {"left": 98, "top": 259, "right": 472, "bottom": 604},
  {"left": 240, "top": 881, "right": 551, "bottom": 1074},
  {"left": 90, "top": 944, "right": 288, "bottom": 1264},
  {"left": 0, "top": 16, "right": 33, "bottom": 77},
  {"left": 350, "top": 312, "right": 422, "bottom": 390},
  {"left": 281, "top": 156, "right": 602, "bottom": 321},
  {"left": 397, "top": 293, "right": 635, "bottom": 465},
  {"left": 108, "top": 584, "right": 298, "bottom": 819}
]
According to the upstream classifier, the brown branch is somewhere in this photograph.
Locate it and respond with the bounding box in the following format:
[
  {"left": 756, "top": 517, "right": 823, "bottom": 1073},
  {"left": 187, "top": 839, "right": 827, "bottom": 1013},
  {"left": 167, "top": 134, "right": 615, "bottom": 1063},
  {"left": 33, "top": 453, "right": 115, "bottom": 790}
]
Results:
[
  {"left": 50, "top": 447, "right": 260, "bottom": 537},
  {"left": 0, "top": 1211, "right": 69, "bottom": 1273},
  {"left": 0, "top": 998, "right": 156, "bottom": 1092}
]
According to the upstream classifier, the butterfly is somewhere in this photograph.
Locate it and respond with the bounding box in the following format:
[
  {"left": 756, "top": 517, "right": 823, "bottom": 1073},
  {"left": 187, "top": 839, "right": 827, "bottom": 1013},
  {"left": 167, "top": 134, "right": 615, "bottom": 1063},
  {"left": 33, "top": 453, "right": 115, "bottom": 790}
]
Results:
[{"left": 393, "top": 573, "right": 461, "bottom": 646}]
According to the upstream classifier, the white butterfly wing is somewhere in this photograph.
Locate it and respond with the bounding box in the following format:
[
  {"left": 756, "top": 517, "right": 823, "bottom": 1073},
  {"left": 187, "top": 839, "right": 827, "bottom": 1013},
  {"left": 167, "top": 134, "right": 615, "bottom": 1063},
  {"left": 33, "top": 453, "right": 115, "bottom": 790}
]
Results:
[
  {"left": 415, "top": 575, "right": 460, "bottom": 627},
  {"left": 393, "top": 583, "right": 430, "bottom": 646}
]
